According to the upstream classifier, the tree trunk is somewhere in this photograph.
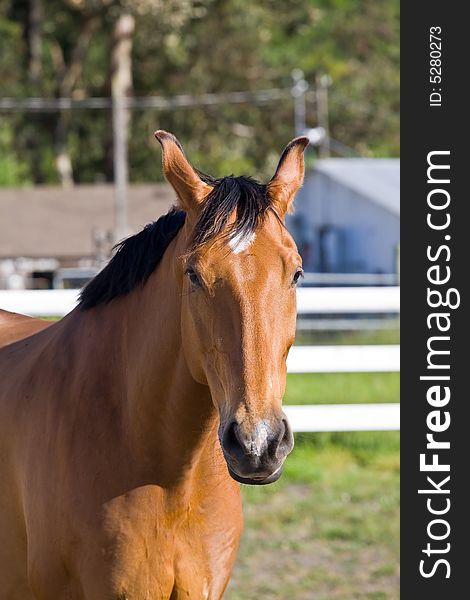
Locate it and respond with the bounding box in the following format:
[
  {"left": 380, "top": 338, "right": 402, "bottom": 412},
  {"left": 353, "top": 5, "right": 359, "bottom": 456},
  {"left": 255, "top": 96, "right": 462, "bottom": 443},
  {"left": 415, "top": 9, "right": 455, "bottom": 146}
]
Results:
[
  {"left": 53, "top": 16, "right": 100, "bottom": 187},
  {"left": 55, "top": 110, "right": 74, "bottom": 188},
  {"left": 26, "top": 0, "right": 43, "bottom": 183},
  {"left": 111, "top": 13, "right": 135, "bottom": 242},
  {"left": 28, "top": 0, "right": 42, "bottom": 85}
]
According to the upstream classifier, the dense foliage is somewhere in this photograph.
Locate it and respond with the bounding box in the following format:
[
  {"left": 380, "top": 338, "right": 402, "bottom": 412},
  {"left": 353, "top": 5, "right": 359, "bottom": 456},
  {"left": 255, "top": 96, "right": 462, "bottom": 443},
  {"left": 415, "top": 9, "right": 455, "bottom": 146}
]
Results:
[{"left": 0, "top": 0, "right": 399, "bottom": 185}]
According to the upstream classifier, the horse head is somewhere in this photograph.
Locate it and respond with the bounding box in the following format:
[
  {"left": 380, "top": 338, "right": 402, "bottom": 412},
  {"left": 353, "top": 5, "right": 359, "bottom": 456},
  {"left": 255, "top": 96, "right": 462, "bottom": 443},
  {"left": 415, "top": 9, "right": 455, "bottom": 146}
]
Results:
[{"left": 155, "top": 130, "right": 308, "bottom": 485}]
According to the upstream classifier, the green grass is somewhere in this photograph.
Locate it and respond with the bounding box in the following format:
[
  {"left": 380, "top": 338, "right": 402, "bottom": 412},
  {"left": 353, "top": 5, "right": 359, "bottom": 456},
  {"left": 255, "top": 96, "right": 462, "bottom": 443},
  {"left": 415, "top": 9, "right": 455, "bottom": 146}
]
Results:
[
  {"left": 225, "top": 372, "right": 400, "bottom": 600},
  {"left": 295, "top": 326, "right": 400, "bottom": 346},
  {"left": 284, "top": 372, "right": 399, "bottom": 406}
]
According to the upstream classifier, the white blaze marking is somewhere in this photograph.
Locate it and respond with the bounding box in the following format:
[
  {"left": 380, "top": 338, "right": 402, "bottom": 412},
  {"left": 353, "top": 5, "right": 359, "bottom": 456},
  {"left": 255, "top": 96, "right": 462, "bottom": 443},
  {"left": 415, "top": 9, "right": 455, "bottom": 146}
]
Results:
[
  {"left": 228, "top": 231, "right": 256, "bottom": 254},
  {"left": 250, "top": 422, "right": 269, "bottom": 456}
]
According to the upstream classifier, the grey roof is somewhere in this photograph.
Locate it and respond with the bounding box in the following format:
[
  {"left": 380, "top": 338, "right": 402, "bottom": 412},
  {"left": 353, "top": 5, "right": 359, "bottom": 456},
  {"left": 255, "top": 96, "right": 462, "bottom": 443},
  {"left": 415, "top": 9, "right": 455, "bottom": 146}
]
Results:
[
  {"left": 311, "top": 158, "right": 400, "bottom": 216},
  {"left": 0, "top": 184, "right": 175, "bottom": 259}
]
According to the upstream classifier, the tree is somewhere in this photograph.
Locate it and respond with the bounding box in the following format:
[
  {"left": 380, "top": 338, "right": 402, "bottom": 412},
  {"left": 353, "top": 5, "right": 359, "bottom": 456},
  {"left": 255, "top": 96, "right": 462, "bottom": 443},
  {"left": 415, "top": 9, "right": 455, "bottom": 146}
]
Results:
[{"left": 0, "top": 0, "right": 400, "bottom": 186}]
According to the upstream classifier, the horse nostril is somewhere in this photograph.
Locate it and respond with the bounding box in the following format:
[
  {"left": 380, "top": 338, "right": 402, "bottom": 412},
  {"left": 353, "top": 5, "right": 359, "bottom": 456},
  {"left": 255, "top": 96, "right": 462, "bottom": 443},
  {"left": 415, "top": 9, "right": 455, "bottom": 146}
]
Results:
[
  {"left": 281, "top": 418, "right": 289, "bottom": 442},
  {"left": 277, "top": 418, "right": 294, "bottom": 457},
  {"left": 223, "top": 421, "right": 240, "bottom": 457}
]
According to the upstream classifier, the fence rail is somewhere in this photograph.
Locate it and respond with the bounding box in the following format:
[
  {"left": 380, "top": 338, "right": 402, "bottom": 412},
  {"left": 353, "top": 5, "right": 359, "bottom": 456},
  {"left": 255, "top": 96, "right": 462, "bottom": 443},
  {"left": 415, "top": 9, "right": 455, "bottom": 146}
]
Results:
[
  {"left": 302, "top": 273, "right": 398, "bottom": 286},
  {"left": 0, "top": 289, "right": 80, "bottom": 317},
  {"left": 287, "top": 345, "right": 399, "bottom": 373},
  {"left": 297, "top": 286, "right": 399, "bottom": 313},
  {"left": 0, "top": 287, "right": 400, "bottom": 317},
  {"left": 285, "top": 403, "right": 400, "bottom": 432}
]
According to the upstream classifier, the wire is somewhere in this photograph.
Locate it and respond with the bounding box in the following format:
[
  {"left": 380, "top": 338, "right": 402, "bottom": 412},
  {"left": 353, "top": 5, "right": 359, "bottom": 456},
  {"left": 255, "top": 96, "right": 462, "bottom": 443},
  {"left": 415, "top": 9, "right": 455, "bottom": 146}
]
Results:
[{"left": 0, "top": 88, "right": 292, "bottom": 112}]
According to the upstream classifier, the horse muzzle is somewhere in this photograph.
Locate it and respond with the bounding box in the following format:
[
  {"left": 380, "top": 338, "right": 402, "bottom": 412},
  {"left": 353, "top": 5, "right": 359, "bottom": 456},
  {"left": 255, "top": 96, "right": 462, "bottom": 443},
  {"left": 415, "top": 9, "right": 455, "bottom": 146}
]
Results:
[{"left": 220, "top": 417, "right": 294, "bottom": 485}]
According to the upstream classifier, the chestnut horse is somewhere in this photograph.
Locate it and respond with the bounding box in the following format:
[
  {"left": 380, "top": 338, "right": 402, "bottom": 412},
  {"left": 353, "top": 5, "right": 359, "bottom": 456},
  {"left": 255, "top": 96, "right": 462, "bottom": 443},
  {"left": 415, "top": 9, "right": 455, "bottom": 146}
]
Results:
[{"left": 0, "top": 131, "right": 308, "bottom": 599}]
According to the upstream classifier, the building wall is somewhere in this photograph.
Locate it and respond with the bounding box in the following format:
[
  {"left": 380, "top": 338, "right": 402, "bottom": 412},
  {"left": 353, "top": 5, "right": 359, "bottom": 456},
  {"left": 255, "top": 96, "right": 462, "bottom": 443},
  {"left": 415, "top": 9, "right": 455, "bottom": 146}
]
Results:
[{"left": 288, "top": 172, "right": 400, "bottom": 274}]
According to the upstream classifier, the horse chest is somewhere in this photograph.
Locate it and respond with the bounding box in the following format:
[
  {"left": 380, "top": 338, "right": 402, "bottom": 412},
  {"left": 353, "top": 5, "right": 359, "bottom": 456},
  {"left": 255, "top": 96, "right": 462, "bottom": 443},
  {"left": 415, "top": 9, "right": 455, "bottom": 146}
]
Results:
[{"left": 76, "top": 483, "right": 242, "bottom": 599}]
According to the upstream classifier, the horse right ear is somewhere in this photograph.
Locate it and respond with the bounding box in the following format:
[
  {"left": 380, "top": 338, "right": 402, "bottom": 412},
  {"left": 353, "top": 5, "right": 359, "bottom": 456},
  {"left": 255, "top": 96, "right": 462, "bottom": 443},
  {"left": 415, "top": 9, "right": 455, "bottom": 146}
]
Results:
[
  {"left": 155, "top": 130, "right": 211, "bottom": 212},
  {"left": 268, "top": 136, "right": 309, "bottom": 218}
]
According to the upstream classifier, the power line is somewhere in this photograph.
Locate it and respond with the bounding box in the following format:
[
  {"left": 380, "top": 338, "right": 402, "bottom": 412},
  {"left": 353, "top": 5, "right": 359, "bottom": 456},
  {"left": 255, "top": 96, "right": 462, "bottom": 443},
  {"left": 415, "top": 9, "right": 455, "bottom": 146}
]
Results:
[{"left": 0, "top": 88, "right": 293, "bottom": 112}]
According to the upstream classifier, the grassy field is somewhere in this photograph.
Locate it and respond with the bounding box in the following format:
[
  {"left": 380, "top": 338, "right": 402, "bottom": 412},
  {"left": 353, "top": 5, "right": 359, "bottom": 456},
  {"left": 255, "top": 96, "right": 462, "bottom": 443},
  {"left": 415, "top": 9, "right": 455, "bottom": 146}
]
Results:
[{"left": 225, "top": 372, "right": 400, "bottom": 600}]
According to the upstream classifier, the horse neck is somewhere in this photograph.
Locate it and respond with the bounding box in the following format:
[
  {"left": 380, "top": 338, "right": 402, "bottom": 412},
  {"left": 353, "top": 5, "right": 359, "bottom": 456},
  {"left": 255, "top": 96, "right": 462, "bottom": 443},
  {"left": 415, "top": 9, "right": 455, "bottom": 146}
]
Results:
[
  {"left": 125, "top": 235, "right": 217, "bottom": 468},
  {"left": 65, "top": 233, "right": 217, "bottom": 479}
]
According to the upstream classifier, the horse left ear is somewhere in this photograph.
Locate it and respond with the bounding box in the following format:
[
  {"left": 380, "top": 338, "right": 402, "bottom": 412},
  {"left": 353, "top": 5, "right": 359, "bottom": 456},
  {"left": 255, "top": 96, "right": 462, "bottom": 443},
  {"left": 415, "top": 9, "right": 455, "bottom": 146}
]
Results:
[
  {"left": 268, "top": 136, "right": 309, "bottom": 217},
  {"left": 155, "top": 130, "right": 211, "bottom": 212}
]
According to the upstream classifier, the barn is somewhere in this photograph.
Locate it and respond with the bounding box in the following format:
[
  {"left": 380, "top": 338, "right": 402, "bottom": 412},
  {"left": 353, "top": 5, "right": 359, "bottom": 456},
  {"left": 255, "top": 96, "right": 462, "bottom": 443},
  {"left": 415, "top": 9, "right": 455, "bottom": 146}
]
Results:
[
  {"left": 288, "top": 158, "right": 400, "bottom": 275},
  {"left": 0, "top": 185, "right": 174, "bottom": 289}
]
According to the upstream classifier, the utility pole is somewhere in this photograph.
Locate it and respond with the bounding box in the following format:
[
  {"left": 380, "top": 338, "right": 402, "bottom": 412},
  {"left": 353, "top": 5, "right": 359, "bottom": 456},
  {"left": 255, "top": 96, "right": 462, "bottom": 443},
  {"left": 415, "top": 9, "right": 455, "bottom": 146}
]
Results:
[
  {"left": 291, "top": 69, "right": 309, "bottom": 136},
  {"left": 316, "top": 74, "right": 332, "bottom": 158},
  {"left": 111, "top": 13, "right": 135, "bottom": 243}
]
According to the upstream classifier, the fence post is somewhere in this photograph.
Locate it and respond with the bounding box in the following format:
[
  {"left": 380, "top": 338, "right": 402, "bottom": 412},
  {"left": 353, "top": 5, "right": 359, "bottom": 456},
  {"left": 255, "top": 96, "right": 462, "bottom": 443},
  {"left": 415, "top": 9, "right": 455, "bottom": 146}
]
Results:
[{"left": 316, "top": 74, "right": 332, "bottom": 158}]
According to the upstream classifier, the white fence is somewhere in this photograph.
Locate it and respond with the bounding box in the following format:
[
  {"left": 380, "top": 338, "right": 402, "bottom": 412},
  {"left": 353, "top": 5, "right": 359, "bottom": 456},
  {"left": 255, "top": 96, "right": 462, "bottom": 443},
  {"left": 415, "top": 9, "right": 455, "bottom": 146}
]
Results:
[
  {"left": 297, "top": 286, "right": 399, "bottom": 314},
  {"left": 285, "top": 403, "right": 399, "bottom": 432},
  {"left": 287, "top": 345, "right": 399, "bottom": 373},
  {"left": 301, "top": 273, "right": 398, "bottom": 286},
  {"left": 0, "top": 287, "right": 399, "bottom": 433},
  {"left": 0, "top": 289, "right": 80, "bottom": 317},
  {"left": 0, "top": 286, "right": 400, "bottom": 317}
]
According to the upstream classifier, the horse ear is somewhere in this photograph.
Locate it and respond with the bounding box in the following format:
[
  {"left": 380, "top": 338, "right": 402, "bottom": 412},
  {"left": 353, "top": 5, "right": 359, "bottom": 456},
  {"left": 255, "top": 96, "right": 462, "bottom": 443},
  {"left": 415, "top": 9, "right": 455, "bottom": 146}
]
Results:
[
  {"left": 154, "top": 130, "right": 211, "bottom": 212},
  {"left": 268, "top": 136, "right": 310, "bottom": 217}
]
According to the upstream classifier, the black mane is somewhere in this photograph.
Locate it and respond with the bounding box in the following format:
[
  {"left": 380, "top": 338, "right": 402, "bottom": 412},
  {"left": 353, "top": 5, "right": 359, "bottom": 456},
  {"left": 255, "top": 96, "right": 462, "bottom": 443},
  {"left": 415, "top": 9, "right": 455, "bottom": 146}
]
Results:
[
  {"left": 79, "top": 176, "right": 270, "bottom": 310},
  {"left": 79, "top": 208, "right": 186, "bottom": 310}
]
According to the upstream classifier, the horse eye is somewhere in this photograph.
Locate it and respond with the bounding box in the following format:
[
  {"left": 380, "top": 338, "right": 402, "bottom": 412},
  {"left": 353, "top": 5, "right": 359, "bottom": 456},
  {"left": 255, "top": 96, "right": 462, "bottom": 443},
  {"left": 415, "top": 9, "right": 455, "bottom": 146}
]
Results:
[
  {"left": 185, "top": 267, "right": 202, "bottom": 288},
  {"left": 292, "top": 268, "right": 304, "bottom": 286}
]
